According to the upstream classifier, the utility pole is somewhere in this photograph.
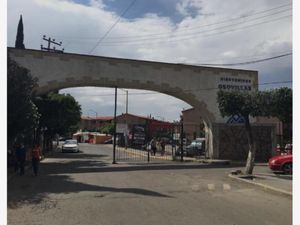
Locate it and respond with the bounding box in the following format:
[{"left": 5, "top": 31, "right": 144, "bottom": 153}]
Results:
[
  {"left": 119, "top": 88, "right": 128, "bottom": 114},
  {"left": 125, "top": 90, "right": 128, "bottom": 114},
  {"left": 180, "top": 115, "right": 184, "bottom": 162},
  {"left": 119, "top": 88, "right": 129, "bottom": 149},
  {"left": 41, "top": 35, "right": 64, "bottom": 53},
  {"left": 112, "top": 87, "right": 117, "bottom": 164}
]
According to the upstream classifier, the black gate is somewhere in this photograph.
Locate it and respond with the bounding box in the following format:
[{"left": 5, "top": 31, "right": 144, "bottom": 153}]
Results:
[
  {"left": 114, "top": 121, "right": 207, "bottom": 163},
  {"left": 115, "top": 144, "right": 175, "bottom": 162}
]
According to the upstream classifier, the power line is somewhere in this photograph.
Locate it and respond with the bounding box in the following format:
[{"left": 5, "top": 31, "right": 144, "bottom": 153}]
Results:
[
  {"left": 95, "top": 14, "right": 292, "bottom": 47},
  {"left": 108, "top": 3, "right": 292, "bottom": 40},
  {"left": 196, "top": 52, "right": 292, "bottom": 66},
  {"left": 57, "top": 2, "right": 291, "bottom": 41},
  {"left": 259, "top": 80, "right": 292, "bottom": 86},
  {"left": 100, "top": 8, "right": 292, "bottom": 43},
  {"left": 181, "top": 50, "right": 293, "bottom": 64},
  {"left": 61, "top": 9, "right": 291, "bottom": 47},
  {"left": 88, "top": 0, "right": 138, "bottom": 54}
]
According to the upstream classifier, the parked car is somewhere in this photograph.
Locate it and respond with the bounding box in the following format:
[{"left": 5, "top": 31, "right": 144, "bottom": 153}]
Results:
[
  {"left": 268, "top": 154, "right": 292, "bottom": 174},
  {"left": 104, "top": 139, "right": 113, "bottom": 144},
  {"left": 175, "top": 139, "right": 205, "bottom": 157},
  {"left": 185, "top": 139, "right": 205, "bottom": 157},
  {"left": 62, "top": 139, "right": 79, "bottom": 153},
  {"left": 175, "top": 146, "right": 187, "bottom": 157}
]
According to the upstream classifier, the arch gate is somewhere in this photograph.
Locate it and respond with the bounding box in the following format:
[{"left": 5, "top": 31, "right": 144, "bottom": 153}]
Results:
[{"left": 8, "top": 48, "right": 258, "bottom": 159}]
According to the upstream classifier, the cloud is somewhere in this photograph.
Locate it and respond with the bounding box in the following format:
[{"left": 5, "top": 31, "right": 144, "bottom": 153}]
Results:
[{"left": 176, "top": 0, "right": 200, "bottom": 17}]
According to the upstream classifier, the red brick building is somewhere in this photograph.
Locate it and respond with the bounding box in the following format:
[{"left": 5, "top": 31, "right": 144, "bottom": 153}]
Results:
[
  {"left": 79, "top": 113, "right": 175, "bottom": 145},
  {"left": 79, "top": 116, "right": 114, "bottom": 131}
]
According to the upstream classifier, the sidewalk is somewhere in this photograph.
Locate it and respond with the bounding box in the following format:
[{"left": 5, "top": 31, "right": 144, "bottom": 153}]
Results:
[
  {"left": 229, "top": 165, "right": 292, "bottom": 197},
  {"left": 7, "top": 163, "right": 32, "bottom": 181},
  {"left": 7, "top": 151, "right": 51, "bottom": 181}
]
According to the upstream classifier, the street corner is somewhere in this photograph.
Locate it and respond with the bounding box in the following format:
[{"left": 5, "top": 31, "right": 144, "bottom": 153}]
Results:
[{"left": 228, "top": 173, "right": 292, "bottom": 198}]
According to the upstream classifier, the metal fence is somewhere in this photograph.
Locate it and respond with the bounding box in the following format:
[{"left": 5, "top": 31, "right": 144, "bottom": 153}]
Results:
[{"left": 115, "top": 144, "right": 176, "bottom": 162}]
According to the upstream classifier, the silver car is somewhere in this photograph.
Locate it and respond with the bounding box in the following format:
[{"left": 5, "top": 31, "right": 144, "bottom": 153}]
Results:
[
  {"left": 62, "top": 139, "right": 79, "bottom": 153},
  {"left": 186, "top": 139, "right": 204, "bottom": 157}
]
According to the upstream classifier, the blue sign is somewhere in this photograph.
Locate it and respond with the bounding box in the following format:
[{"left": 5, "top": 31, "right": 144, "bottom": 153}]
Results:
[{"left": 227, "top": 115, "right": 245, "bottom": 124}]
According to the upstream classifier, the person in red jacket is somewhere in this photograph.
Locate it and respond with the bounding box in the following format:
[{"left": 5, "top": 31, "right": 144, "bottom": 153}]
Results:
[{"left": 32, "top": 144, "right": 42, "bottom": 176}]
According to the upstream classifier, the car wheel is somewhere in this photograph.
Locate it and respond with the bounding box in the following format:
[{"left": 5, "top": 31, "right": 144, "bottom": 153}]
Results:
[{"left": 282, "top": 163, "right": 292, "bottom": 174}]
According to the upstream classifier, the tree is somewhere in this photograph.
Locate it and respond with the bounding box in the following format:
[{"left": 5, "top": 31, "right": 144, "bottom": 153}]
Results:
[
  {"left": 269, "top": 87, "right": 292, "bottom": 144},
  {"left": 15, "top": 15, "right": 25, "bottom": 49},
  {"left": 269, "top": 87, "right": 292, "bottom": 123},
  {"left": 217, "top": 90, "right": 262, "bottom": 175},
  {"left": 7, "top": 57, "right": 39, "bottom": 146},
  {"left": 35, "top": 92, "right": 82, "bottom": 145},
  {"left": 100, "top": 122, "right": 114, "bottom": 134}
]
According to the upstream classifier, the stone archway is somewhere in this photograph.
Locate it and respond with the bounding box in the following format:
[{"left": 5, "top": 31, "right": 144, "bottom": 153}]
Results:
[{"left": 8, "top": 47, "right": 258, "bottom": 158}]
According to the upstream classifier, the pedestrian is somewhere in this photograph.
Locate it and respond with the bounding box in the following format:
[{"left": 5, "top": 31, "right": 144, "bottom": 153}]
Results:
[
  {"left": 160, "top": 139, "right": 165, "bottom": 156},
  {"left": 150, "top": 138, "right": 157, "bottom": 156},
  {"left": 32, "top": 144, "right": 42, "bottom": 176},
  {"left": 15, "top": 143, "right": 26, "bottom": 176}
]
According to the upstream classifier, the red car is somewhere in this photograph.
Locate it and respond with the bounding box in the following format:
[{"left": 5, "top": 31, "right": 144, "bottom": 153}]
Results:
[{"left": 268, "top": 154, "right": 293, "bottom": 174}]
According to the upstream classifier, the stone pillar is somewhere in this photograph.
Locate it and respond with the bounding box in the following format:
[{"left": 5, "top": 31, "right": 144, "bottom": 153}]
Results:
[{"left": 211, "top": 123, "right": 220, "bottom": 159}]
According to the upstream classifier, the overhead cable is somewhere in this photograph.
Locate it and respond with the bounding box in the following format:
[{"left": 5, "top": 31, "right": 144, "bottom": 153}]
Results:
[
  {"left": 97, "top": 15, "right": 292, "bottom": 46},
  {"left": 196, "top": 53, "right": 292, "bottom": 66},
  {"left": 57, "top": 2, "right": 291, "bottom": 41},
  {"left": 88, "top": 0, "right": 138, "bottom": 54}
]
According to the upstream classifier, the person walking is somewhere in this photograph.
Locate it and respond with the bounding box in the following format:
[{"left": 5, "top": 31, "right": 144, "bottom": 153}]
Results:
[
  {"left": 15, "top": 143, "right": 26, "bottom": 176},
  {"left": 150, "top": 138, "right": 157, "bottom": 156},
  {"left": 160, "top": 139, "right": 165, "bottom": 156},
  {"left": 32, "top": 144, "right": 42, "bottom": 176}
]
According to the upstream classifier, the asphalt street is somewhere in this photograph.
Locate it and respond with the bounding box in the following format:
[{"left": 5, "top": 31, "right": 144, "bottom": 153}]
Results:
[{"left": 7, "top": 143, "right": 292, "bottom": 225}]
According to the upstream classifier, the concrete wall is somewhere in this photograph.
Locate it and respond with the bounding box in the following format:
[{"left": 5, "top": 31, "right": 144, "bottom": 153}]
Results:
[{"left": 212, "top": 123, "right": 276, "bottom": 162}]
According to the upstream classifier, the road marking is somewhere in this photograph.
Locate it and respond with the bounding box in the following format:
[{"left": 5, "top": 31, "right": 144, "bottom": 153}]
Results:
[
  {"left": 223, "top": 184, "right": 231, "bottom": 191},
  {"left": 207, "top": 184, "right": 215, "bottom": 191}
]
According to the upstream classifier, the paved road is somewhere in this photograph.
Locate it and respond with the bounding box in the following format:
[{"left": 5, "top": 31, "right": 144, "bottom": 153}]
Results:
[{"left": 8, "top": 143, "right": 292, "bottom": 225}]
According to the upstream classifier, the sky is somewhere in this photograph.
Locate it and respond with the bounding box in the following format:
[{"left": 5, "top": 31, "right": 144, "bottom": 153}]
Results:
[{"left": 7, "top": 0, "right": 293, "bottom": 121}]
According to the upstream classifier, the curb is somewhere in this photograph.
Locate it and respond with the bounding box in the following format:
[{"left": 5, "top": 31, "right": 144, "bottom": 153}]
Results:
[
  {"left": 228, "top": 174, "right": 292, "bottom": 198},
  {"left": 198, "top": 159, "right": 230, "bottom": 165}
]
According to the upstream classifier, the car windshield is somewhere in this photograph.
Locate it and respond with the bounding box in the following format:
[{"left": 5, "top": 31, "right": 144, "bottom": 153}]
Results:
[
  {"left": 191, "top": 141, "right": 201, "bottom": 145},
  {"left": 64, "top": 140, "right": 77, "bottom": 144}
]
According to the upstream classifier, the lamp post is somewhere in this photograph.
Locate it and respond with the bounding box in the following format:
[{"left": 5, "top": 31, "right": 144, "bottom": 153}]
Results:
[
  {"left": 119, "top": 88, "right": 129, "bottom": 149},
  {"left": 180, "top": 115, "right": 184, "bottom": 162},
  {"left": 119, "top": 88, "right": 128, "bottom": 114},
  {"left": 113, "top": 87, "right": 117, "bottom": 164}
]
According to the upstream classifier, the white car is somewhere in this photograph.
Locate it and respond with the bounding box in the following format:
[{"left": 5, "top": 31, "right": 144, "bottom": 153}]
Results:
[{"left": 62, "top": 139, "right": 79, "bottom": 153}]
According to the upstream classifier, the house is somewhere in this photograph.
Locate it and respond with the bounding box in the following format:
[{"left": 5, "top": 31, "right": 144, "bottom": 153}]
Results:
[{"left": 79, "top": 116, "right": 114, "bottom": 131}]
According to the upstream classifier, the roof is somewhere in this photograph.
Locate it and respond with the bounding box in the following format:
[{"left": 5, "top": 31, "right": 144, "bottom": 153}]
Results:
[
  {"left": 81, "top": 116, "right": 114, "bottom": 121},
  {"left": 117, "top": 113, "right": 172, "bottom": 123},
  {"left": 81, "top": 113, "right": 172, "bottom": 123},
  {"left": 117, "top": 113, "right": 152, "bottom": 121}
]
